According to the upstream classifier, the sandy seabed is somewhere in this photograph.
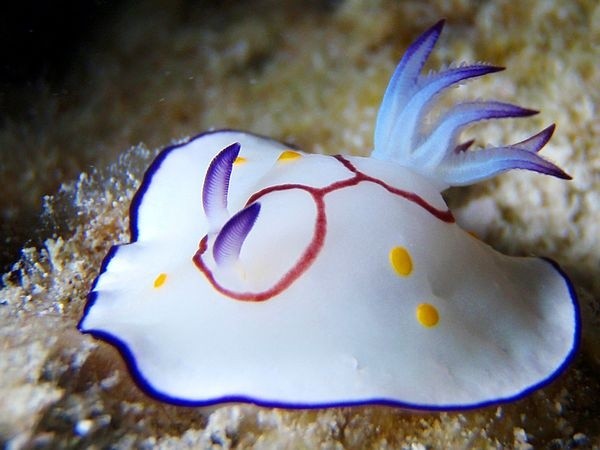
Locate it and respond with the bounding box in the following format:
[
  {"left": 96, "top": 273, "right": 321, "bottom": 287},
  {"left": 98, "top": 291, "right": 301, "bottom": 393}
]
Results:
[{"left": 1, "top": 0, "right": 599, "bottom": 448}]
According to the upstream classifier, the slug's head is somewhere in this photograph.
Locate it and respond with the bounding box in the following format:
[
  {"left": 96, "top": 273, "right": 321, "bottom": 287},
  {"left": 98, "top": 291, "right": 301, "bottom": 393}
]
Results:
[{"left": 372, "top": 20, "right": 570, "bottom": 189}]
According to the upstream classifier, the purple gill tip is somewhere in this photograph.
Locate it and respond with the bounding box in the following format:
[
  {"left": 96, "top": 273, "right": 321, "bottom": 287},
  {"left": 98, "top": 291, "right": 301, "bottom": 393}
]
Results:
[
  {"left": 441, "top": 145, "right": 571, "bottom": 185},
  {"left": 202, "top": 142, "right": 241, "bottom": 230},
  {"left": 374, "top": 20, "right": 445, "bottom": 154},
  {"left": 397, "top": 19, "right": 446, "bottom": 82},
  {"left": 454, "top": 139, "right": 475, "bottom": 153},
  {"left": 414, "top": 101, "right": 539, "bottom": 167},
  {"left": 213, "top": 202, "right": 261, "bottom": 267},
  {"left": 419, "top": 64, "right": 504, "bottom": 98},
  {"left": 509, "top": 124, "right": 556, "bottom": 153}
]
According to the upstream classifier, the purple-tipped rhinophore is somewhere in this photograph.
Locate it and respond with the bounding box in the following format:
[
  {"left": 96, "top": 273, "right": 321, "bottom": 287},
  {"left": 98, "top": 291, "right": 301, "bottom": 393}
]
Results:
[
  {"left": 202, "top": 142, "right": 241, "bottom": 231},
  {"left": 371, "top": 20, "right": 568, "bottom": 187},
  {"left": 213, "top": 202, "right": 261, "bottom": 267}
]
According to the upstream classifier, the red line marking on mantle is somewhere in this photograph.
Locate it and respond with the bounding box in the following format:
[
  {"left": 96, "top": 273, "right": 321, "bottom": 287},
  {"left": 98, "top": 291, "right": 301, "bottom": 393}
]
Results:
[{"left": 193, "top": 155, "right": 453, "bottom": 302}]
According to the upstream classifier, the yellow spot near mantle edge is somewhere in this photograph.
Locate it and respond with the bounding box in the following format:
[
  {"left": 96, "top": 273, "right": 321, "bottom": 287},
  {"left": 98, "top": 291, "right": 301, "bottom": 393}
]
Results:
[
  {"left": 389, "top": 246, "right": 413, "bottom": 276},
  {"left": 154, "top": 273, "right": 167, "bottom": 288},
  {"left": 234, "top": 156, "right": 247, "bottom": 165},
  {"left": 416, "top": 303, "right": 439, "bottom": 328},
  {"left": 278, "top": 150, "right": 301, "bottom": 161}
]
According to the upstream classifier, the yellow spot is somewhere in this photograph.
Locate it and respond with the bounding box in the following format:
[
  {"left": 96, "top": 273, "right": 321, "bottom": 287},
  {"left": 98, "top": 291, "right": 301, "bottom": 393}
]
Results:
[
  {"left": 277, "top": 150, "right": 301, "bottom": 161},
  {"left": 389, "top": 246, "right": 413, "bottom": 276},
  {"left": 153, "top": 273, "right": 167, "bottom": 288},
  {"left": 416, "top": 303, "right": 439, "bottom": 328},
  {"left": 234, "top": 156, "right": 247, "bottom": 165},
  {"left": 467, "top": 230, "right": 479, "bottom": 239}
]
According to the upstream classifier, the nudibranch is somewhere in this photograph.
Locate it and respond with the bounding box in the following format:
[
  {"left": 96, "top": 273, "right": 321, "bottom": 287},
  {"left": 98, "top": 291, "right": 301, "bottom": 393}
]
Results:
[{"left": 79, "top": 21, "right": 580, "bottom": 410}]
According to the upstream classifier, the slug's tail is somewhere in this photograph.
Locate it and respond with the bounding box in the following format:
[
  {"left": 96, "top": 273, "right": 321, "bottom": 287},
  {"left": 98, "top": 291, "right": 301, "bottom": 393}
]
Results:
[{"left": 372, "top": 20, "right": 570, "bottom": 188}]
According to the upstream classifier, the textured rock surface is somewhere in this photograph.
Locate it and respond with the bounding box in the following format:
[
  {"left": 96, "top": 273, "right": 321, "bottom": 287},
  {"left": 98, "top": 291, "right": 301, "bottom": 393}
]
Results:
[{"left": 1, "top": 0, "right": 599, "bottom": 448}]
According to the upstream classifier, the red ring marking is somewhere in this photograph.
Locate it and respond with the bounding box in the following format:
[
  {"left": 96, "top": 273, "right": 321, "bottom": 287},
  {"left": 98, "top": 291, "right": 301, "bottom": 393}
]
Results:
[
  {"left": 193, "top": 154, "right": 453, "bottom": 302},
  {"left": 194, "top": 187, "right": 326, "bottom": 302}
]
